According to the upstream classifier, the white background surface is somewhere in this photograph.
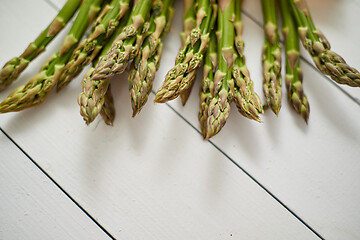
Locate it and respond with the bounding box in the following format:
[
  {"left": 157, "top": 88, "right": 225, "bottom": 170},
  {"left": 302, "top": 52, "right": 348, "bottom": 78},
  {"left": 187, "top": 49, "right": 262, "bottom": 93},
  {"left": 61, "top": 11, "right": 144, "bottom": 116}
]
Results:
[{"left": 0, "top": 0, "right": 359, "bottom": 239}]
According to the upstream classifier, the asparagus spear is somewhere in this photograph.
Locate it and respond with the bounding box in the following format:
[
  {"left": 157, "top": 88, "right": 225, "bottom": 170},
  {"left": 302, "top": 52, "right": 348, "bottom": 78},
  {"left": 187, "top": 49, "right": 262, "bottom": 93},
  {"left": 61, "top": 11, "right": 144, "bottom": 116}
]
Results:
[
  {"left": 56, "top": 0, "right": 131, "bottom": 91},
  {"left": 261, "top": 0, "right": 282, "bottom": 115},
  {"left": 180, "top": 0, "right": 197, "bottom": 47},
  {"left": 202, "top": 0, "right": 262, "bottom": 139},
  {"left": 0, "top": 0, "right": 83, "bottom": 91},
  {"left": 100, "top": 83, "right": 116, "bottom": 125},
  {"left": 82, "top": 12, "right": 131, "bottom": 125},
  {"left": 199, "top": 32, "right": 217, "bottom": 138},
  {"left": 289, "top": 0, "right": 360, "bottom": 87},
  {"left": 280, "top": 0, "right": 309, "bottom": 123},
  {"left": 129, "top": 0, "right": 174, "bottom": 117},
  {"left": 0, "top": 0, "right": 103, "bottom": 113},
  {"left": 231, "top": 0, "right": 263, "bottom": 122},
  {"left": 203, "top": 0, "right": 233, "bottom": 140},
  {"left": 180, "top": 80, "right": 195, "bottom": 106},
  {"left": 154, "top": 0, "right": 217, "bottom": 103},
  {"left": 179, "top": 0, "right": 197, "bottom": 106},
  {"left": 79, "top": 0, "right": 153, "bottom": 124}
]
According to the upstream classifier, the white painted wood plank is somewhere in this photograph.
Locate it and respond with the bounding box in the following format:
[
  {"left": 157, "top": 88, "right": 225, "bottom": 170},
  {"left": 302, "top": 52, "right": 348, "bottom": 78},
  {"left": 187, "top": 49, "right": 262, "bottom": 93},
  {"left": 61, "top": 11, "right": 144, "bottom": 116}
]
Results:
[
  {"left": 242, "top": 0, "right": 360, "bottom": 99},
  {"left": 0, "top": 1, "right": 321, "bottom": 239},
  {"left": 151, "top": 3, "right": 360, "bottom": 240},
  {"left": 0, "top": 89, "right": 320, "bottom": 239},
  {"left": 0, "top": 131, "right": 110, "bottom": 240}
]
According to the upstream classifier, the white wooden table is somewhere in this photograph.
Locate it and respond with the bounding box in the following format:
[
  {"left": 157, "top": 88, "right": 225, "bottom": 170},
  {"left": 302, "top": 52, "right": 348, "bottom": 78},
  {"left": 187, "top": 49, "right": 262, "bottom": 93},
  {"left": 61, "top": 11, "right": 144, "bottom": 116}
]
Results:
[{"left": 1, "top": 0, "right": 359, "bottom": 239}]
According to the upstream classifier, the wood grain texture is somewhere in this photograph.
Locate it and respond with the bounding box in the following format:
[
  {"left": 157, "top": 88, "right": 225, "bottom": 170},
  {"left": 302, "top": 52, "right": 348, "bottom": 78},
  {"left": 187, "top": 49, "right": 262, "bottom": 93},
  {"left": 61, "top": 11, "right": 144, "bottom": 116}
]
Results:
[{"left": 0, "top": 132, "right": 110, "bottom": 240}]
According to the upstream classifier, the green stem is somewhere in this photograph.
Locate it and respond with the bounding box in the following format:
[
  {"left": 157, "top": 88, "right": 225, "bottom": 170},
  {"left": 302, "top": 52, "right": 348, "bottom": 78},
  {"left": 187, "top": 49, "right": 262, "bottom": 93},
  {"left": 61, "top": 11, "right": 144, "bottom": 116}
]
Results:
[
  {"left": 96, "top": 12, "right": 131, "bottom": 63},
  {"left": 55, "top": 0, "right": 131, "bottom": 91},
  {"left": 280, "top": 0, "right": 299, "bottom": 69},
  {"left": 288, "top": 0, "right": 318, "bottom": 42},
  {"left": 261, "top": 0, "right": 282, "bottom": 115},
  {"left": 261, "top": 0, "right": 277, "bottom": 25},
  {"left": 219, "top": 0, "right": 235, "bottom": 91},
  {"left": 47, "top": 0, "right": 103, "bottom": 75},
  {"left": 0, "top": 0, "right": 83, "bottom": 91},
  {"left": 25, "top": 0, "right": 83, "bottom": 60},
  {"left": 0, "top": 0, "right": 100, "bottom": 113},
  {"left": 183, "top": 0, "right": 196, "bottom": 36}
]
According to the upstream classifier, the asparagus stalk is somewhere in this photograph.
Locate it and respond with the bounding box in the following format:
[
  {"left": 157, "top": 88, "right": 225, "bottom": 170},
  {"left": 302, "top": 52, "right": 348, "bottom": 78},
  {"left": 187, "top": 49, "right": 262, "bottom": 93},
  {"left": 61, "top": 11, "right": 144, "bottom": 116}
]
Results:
[
  {"left": 289, "top": 0, "right": 360, "bottom": 87},
  {"left": 79, "top": 11, "right": 131, "bottom": 125},
  {"left": 100, "top": 83, "right": 116, "bottom": 125},
  {"left": 199, "top": 32, "right": 217, "bottom": 138},
  {"left": 179, "top": 80, "right": 195, "bottom": 106},
  {"left": 0, "top": 0, "right": 103, "bottom": 113},
  {"left": 261, "top": 0, "right": 282, "bottom": 115},
  {"left": 202, "top": 0, "right": 262, "bottom": 139},
  {"left": 154, "top": 0, "right": 217, "bottom": 103},
  {"left": 180, "top": 0, "right": 197, "bottom": 47},
  {"left": 179, "top": 0, "right": 197, "bottom": 106},
  {"left": 231, "top": 0, "right": 263, "bottom": 122},
  {"left": 79, "top": 0, "right": 153, "bottom": 124},
  {"left": 203, "top": 0, "right": 233, "bottom": 140},
  {"left": 0, "top": 0, "right": 83, "bottom": 91},
  {"left": 129, "top": 0, "right": 174, "bottom": 117},
  {"left": 56, "top": 0, "right": 131, "bottom": 91},
  {"left": 280, "top": 0, "right": 309, "bottom": 123}
]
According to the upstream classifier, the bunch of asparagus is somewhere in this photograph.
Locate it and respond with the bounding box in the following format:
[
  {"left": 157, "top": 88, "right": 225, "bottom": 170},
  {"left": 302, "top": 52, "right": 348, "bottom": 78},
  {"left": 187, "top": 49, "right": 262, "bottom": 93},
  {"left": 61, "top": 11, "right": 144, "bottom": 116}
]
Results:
[
  {"left": 0, "top": 0, "right": 175, "bottom": 126},
  {"left": 155, "top": 0, "right": 359, "bottom": 138},
  {"left": 0, "top": 0, "right": 359, "bottom": 139}
]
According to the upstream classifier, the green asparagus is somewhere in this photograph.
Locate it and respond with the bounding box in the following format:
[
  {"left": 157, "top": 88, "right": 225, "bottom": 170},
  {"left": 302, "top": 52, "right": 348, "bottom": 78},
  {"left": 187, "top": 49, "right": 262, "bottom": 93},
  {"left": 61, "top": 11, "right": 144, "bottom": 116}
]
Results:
[
  {"left": 0, "top": 0, "right": 103, "bottom": 113},
  {"left": 203, "top": 0, "right": 233, "bottom": 139},
  {"left": 100, "top": 83, "right": 116, "bottom": 125},
  {"left": 289, "top": 0, "right": 360, "bottom": 87},
  {"left": 280, "top": 0, "right": 309, "bottom": 123},
  {"left": 199, "top": 32, "right": 217, "bottom": 138},
  {"left": 261, "top": 0, "right": 282, "bottom": 115},
  {"left": 129, "top": 0, "right": 174, "bottom": 117},
  {"left": 231, "top": 0, "right": 263, "bottom": 122},
  {"left": 201, "top": 0, "right": 263, "bottom": 139},
  {"left": 179, "top": 0, "right": 197, "bottom": 106},
  {"left": 78, "top": 10, "right": 130, "bottom": 124},
  {"left": 79, "top": 0, "right": 153, "bottom": 124},
  {"left": 0, "top": 0, "right": 83, "bottom": 91},
  {"left": 56, "top": 0, "right": 131, "bottom": 91},
  {"left": 154, "top": 0, "right": 217, "bottom": 103}
]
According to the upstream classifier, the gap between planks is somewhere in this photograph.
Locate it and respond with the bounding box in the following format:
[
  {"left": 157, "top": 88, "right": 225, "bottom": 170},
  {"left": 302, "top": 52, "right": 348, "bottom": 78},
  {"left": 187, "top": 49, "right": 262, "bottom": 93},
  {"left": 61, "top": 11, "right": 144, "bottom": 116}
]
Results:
[{"left": 0, "top": 128, "right": 116, "bottom": 240}]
